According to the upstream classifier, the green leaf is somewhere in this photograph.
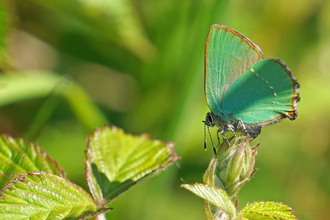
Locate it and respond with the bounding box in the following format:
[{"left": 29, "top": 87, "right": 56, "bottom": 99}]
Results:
[
  {"left": 0, "top": 135, "right": 64, "bottom": 189},
  {"left": 0, "top": 171, "right": 111, "bottom": 219},
  {"left": 28, "top": 0, "right": 156, "bottom": 61},
  {"left": 0, "top": 72, "right": 108, "bottom": 133},
  {"left": 181, "top": 183, "right": 236, "bottom": 219},
  {"left": 240, "top": 201, "right": 297, "bottom": 220},
  {"left": 85, "top": 126, "right": 179, "bottom": 206}
]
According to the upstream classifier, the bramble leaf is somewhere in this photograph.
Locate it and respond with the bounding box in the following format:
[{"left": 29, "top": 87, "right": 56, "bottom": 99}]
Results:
[
  {"left": 85, "top": 126, "right": 179, "bottom": 206},
  {"left": 240, "top": 201, "right": 297, "bottom": 220},
  {"left": 0, "top": 171, "right": 111, "bottom": 219},
  {"left": 0, "top": 135, "right": 64, "bottom": 189},
  {"left": 181, "top": 183, "right": 236, "bottom": 219}
]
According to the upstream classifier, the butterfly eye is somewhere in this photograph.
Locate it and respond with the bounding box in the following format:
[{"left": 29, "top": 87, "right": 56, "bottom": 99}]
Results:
[{"left": 205, "top": 112, "right": 215, "bottom": 127}]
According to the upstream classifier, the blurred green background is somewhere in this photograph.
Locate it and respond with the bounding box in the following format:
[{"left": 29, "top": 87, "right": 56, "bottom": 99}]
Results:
[{"left": 1, "top": 0, "right": 330, "bottom": 219}]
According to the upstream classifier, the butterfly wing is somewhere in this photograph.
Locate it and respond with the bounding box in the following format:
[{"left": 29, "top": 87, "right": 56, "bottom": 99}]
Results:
[
  {"left": 222, "top": 58, "right": 299, "bottom": 125},
  {"left": 204, "top": 25, "right": 264, "bottom": 117}
]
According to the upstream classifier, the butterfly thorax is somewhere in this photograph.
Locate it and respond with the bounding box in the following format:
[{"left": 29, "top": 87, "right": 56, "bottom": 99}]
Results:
[{"left": 204, "top": 112, "right": 262, "bottom": 139}]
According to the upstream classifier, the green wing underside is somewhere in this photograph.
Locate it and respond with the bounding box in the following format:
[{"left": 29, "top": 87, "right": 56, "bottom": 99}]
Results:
[
  {"left": 221, "top": 59, "right": 295, "bottom": 124},
  {"left": 205, "top": 25, "right": 263, "bottom": 117}
]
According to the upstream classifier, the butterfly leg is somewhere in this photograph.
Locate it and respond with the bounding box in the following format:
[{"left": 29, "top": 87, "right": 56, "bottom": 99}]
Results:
[
  {"left": 216, "top": 130, "right": 221, "bottom": 147},
  {"left": 237, "top": 119, "right": 250, "bottom": 138},
  {"left": 219, "top": 129, "right": 230, "bottom": 145},
  {"left": 215, "top": 128, "right": 228, "bottom": 146},
  {"left": 237, "top": 119, "right": 261, "bottom": 140},
  {"left": 226, "top": 124, "right": 237, "bottom": 139}
]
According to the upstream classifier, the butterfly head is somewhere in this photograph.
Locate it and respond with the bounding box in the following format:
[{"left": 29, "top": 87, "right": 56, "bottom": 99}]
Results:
[
  {"left": 204, "top": 112, "right": 215, "bottom": 127},
  {"left": 203, "top": 112, "right": 226, "bottom": 154}
]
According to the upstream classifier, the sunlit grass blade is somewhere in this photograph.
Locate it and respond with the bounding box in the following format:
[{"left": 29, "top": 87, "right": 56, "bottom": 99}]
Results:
[
  {"left": 0, "top": 135, "right": 64, "bottom": 189},
  {"left": 27, "top": 0, "right": 156, "bottom": 61},
  {"left": 240, "top": 201, "right": 297, "bottom": 220},
  {"left": 0, "top": 171, "right": 111, "bottom": 219},
  {"left": 85, "top": 126, "right": 179, "bottom": 206},
  {"left": 181, "top": 183, "right": 236, "bottom": 219},
  {"left": 0, "top": 72, "right": 108, "bottom": 134},
  {"left": 0, "top": 2, "right": 11, "bottom": 70}
]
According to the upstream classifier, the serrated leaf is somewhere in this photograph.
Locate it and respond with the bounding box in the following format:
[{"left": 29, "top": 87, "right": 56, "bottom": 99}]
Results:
[
  {"left": 240, "top": 201, "right": 297, "bottom": 220},
  {"left": 85, "top": 126, "right": 179, "bottom": 206},
  {"left": 0, "top": 135, "right": 64, "bottom": 189},
  {"left": 181, "top": 183, "right": 236, "bottom": 219},
  {"left": 0, "top": 171, "right": 112, "bottom": 219}
]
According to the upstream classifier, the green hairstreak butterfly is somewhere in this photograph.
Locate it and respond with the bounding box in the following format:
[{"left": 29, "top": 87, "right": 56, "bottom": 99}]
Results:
[{"left": 203, "top": 25, "right": 300, "bottom": 154}]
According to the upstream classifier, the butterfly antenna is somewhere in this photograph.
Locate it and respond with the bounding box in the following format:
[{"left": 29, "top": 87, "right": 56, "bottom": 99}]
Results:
[
  {"left": 203, "top": 121, "right": 207, "bottom": 151},
  {"left": 207, "top": 126, "right": 217, "bottom": 155}
]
